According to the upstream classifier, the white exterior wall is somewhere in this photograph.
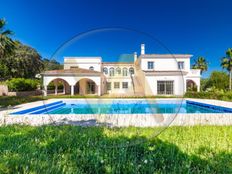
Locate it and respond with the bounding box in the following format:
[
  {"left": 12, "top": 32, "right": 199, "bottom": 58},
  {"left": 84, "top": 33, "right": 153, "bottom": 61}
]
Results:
[
  {"left": 141, "top": 58, "right": 190, "bottom": 71},
  {"left": 106, "top": 77, "right": 133, "bottom": 94},
  {"left": 102, "top": 64, "right": 135, "bottom": 94},
  {"left": 145, "top": 75, "right": 185, "bottom": 95},
  {"left": 140, "top": 54, "right": 200, "bottom": 95},
  {"left": 64, "top": 57, "right": 102, "bottom": 72}
]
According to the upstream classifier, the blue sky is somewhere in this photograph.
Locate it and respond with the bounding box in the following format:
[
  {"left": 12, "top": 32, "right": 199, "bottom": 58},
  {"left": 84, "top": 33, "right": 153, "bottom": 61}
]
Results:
[{"left": 1, "top": 0, "right": 232, "bottom": 77}]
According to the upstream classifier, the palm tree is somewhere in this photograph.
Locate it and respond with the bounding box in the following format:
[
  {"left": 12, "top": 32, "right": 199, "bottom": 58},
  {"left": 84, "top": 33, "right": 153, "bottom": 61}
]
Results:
[
  {"left": 0, "top": 18, "right": 16, "bottom": 59},
  {"left": 221, "top": 48, "right": 232, "bottom": 90},
  {"left": 192, "top": 56, "right": 208, "bottom": 75}
]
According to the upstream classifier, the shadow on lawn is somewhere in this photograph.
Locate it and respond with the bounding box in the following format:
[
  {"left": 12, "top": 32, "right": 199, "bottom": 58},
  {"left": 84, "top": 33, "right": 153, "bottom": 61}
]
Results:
[
  {"left": 0, "top": 125, "right": 231, "bottom": 173},
  {"left": 50, "top": 118, "right": 113, "bottom": 127}
]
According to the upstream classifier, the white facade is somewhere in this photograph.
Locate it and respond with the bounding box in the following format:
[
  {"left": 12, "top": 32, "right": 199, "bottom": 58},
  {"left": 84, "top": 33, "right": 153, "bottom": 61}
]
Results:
[
  {"left": 102, "top": 63, "right": 135, "bottom": 94},
  {"left": 141, "top": 55, "right": 191, "bottom": 71},
  {"left": 64, "top": 57, "right": 102, "bottom": 72},
  {"left": 42, "top": 44, "right": 201, "bottom": 96}
]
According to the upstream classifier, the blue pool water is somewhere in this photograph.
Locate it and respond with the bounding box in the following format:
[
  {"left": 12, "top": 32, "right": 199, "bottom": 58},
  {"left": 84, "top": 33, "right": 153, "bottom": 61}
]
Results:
[{"left": 11, "top": 100, "right": 232, "bottom": 115}]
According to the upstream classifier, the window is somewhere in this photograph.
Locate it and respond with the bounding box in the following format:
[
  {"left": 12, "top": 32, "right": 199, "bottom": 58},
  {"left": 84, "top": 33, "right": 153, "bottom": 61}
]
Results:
[
  {"left": 116, "top": 67, "right": 121, "bottom": 75},
  {"left": 129, "top": 67, "right": 134, "bottom": 75},
  {"left": 122, "top": 67, "right": 128, "bottom": 76},
  {"left": 178, "top": 62, "right": 184, "bottom": 70},
  {"left": 122, "top": 82, "right": 128, "bottom": 89},
  {"left": 109, "top": 67, "right": 114, "bottom": 76},
  {"left": 147, "top": 61, "right": 154, "bottom": 70},
  {"left": 114, "top": 82, "right": 120, "bottom": 89},
  {"left": 103, "top": 67, "right": 108, "bottom": 75},
  {"left": 107, "top": 82, "right": 111, "bottom": 90},
  {"left": 157, "top": 81, "right": 174, "bottom": 95},
  {"left": 89, "top": 66, "right": 94, "bottom": 70}
]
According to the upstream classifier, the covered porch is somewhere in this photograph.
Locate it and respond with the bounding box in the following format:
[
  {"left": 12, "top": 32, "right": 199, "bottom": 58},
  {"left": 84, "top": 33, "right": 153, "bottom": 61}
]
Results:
[{"left": 42, "top": 68, "right": 103, "bottom": 96}]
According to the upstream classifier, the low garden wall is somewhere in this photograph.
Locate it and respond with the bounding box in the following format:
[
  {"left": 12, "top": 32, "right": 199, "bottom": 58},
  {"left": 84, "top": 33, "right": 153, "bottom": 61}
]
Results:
[
  {"left": 7, "top": 90, "right": 42, "bottom": 96},
  {"left": 0, "top": 85, "right": 8, "bottom": 96}
]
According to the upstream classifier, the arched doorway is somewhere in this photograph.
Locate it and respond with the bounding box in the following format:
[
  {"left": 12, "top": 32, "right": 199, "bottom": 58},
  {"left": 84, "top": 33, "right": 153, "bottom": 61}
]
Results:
[
  {"left": 46, "top": 78, "right": 70, "bottom": 95},
  {"left": 75, "top": 78, "right": 98, "bottom": 95},
  {"left": 186, "top": 80, "right": 197, "bottom": 92}
]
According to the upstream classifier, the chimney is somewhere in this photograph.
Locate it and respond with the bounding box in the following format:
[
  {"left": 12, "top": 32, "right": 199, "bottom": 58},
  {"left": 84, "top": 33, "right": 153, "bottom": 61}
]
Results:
[
  {"left": 141, "top": 44, "right": 145, "bottom": 55},
  {"left": 134, "top": 52, "right": 137, "bottom": 62}
]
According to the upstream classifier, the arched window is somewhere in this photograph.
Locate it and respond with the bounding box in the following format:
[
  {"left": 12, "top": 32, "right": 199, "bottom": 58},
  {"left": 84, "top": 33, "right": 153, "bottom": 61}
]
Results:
[
  {"left": 122, "top": 67, "right": 128, "bottom": 76},
  {"left": 116, "top": 67, "right": 121, "bottom": 75},
  {"left": 129, "top": 67, "right": 134, "bottom": 75},
  {"left": 109, "top": 67, "right": 114, "bottom": 76},
  {"left": 89, "top": 66, "right": 94, "bottom": 70},
  {"left": 103, "top": 67, "right": 108, "bottom": 75}
]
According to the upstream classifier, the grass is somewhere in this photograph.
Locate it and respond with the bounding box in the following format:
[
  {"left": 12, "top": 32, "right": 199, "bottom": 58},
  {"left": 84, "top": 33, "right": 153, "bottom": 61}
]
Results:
[
  {"left": 0, "top": 96, "right": 45, "bottom": 108},
  {"left": 0, "top": 125, "right": 231, "bottom": 173}
]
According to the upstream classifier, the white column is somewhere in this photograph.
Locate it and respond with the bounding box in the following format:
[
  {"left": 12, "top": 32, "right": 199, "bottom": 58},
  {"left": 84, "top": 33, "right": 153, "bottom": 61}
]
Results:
[
  {"left": 55, "top": 82, "right": 58, "bottom": 95},
  {"left": 44, "top": 85, "right": 47, "bottom": 97},
  {"left": 197, "top": 85, "right": 200, "bottom": 92},
  {"left": 63, "top": 83, "right": 66, "bottom": 94},
  {"left": 71, "top": 85, "right": 74, "bottom": 96},
  {"left": 183, "top": 79, "right": 187, "bottom": 93}
]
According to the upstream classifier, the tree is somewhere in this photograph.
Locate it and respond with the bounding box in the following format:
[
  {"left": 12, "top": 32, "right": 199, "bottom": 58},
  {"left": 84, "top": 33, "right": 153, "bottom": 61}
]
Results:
[
  {"left": 0, "top": 18, "right": 16, "bottom": 59},
  {"left": 200, "top": 78, "right": 209, "bottom": 91},
  {"left": 203, "top": 71, "right": 229, "bottom": 91},
  {"left": 221, "top": 48, "right": 232, "bottom": 90},
  {"left": 1, "top": 42, "right": 44, "bottom": 79},
  {"left": 43, "top": 58, "right": 63, "bottom": 70},
  {"left": 192, "top": 56, "right": 208, "bottom": 75}
]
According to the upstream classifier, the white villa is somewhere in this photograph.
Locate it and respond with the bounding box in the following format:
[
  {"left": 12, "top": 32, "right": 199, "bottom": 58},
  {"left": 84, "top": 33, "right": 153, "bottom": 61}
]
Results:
[{"left": 42, "top": 44, "right": 201, "bottom": 96}]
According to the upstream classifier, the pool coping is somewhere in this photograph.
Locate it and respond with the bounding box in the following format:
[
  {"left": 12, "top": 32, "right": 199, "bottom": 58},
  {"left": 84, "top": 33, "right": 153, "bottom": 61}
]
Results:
[{"left": 0, "top": 98, "right": 232, "bottom": 127}]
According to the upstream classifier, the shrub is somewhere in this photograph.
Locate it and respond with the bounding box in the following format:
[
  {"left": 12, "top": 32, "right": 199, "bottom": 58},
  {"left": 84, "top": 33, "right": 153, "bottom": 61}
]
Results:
[
  {"left": 203, "top": 71, "right": 229, "bottom": 91},
  {"left": 7, "top": 78, "right": 39, "bottom": 92},
  {"left": 184, "top": 91, "right": 232, "bottom": 101}
]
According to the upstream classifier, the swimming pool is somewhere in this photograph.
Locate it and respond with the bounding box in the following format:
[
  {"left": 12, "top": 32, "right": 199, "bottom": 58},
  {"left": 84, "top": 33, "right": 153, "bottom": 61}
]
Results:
[{"left": 10, "top": 99, "right": 232, "bottom": 115}]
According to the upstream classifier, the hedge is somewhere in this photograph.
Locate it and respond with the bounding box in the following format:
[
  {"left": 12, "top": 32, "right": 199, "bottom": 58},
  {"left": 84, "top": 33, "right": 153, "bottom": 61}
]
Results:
[
  {"left": 7, "top": 78, "right": 39, "bottom": 92},
  {"left": 184, "top": 91, "right": 232, "bottom": 101}
]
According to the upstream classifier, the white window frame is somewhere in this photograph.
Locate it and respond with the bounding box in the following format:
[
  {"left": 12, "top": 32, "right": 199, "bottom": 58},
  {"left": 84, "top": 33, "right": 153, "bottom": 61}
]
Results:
[
  {"left": 178, "top": 61, "right": 184, "bottom": 70},
  {"left": 147, "top": 61, "right": 154, "bottom": 70},
  {"left": 122, "top": 68, "right": 128, "bottom": 76},
  {"left": 122, "top": 82, "right": 128, "bottom": 89},
  {"left": 114, "top": 82, "right": 120, "bottom": 89},
  {"left": 109, "top": 67, "right": 114, "bottom": 76}
]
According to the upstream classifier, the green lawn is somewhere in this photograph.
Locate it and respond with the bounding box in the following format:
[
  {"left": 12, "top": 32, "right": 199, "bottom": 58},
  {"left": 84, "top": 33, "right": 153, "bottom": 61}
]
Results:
[
  {"left": 0, "top": 125, "right": 231, "bottom": 173},
  {"left": 0, "top": 96, "right": 45, "bottom": 108}
]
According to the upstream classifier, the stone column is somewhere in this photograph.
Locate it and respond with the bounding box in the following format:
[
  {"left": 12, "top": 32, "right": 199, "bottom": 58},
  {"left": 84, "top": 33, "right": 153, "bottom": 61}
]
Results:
[{"left": 71, "top": 85, "right": 74, "bottom": 96}]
